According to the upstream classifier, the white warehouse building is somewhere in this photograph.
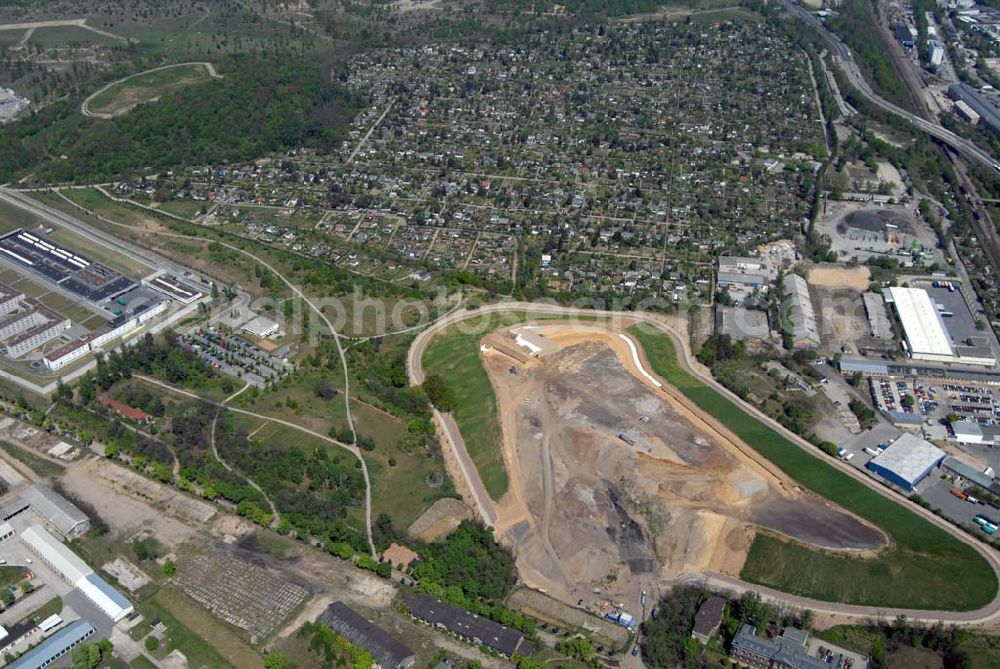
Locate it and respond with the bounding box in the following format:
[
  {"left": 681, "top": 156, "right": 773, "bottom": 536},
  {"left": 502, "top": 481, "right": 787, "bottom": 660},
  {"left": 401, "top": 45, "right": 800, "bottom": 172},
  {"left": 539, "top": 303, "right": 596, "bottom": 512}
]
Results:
[
  {"left": 20, "top": 525, "right": 134, "bottom": 622},
  {"left": 885, "top": 287, "right": 955, "bottom": 363}
]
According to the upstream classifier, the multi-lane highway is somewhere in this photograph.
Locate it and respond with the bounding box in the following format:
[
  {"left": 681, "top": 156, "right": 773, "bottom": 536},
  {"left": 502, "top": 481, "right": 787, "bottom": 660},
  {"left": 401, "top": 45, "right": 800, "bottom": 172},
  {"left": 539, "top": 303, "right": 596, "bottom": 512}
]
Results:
[
  {"left": 783, "top": 0, "right": 1000, "bottom": 271},
  {"left": 782, "top": 0, "right": 1000, "bottom": 172}
]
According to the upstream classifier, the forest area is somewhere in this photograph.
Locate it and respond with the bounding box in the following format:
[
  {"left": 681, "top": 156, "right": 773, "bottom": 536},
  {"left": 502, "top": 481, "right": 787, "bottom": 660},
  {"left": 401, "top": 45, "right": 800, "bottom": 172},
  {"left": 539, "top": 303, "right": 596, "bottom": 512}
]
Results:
[{"left": 0, "top": 54, "right": 365, "bottom": 184}]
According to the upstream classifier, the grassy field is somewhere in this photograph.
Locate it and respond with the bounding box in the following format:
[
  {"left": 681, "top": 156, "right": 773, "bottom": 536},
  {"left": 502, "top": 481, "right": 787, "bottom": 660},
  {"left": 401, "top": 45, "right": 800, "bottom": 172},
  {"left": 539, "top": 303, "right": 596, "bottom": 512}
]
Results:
[
  {"left": 48, "top": 226, "right": 153, "bottom": 278},
  {"left": 155, "top": 198, "right": 207, "bottom": 219},
  {"left": 0, "top": 199, "right": 47, "bottom": 232},
  {"left": 364, "top": 423, "right": 455, "bottom": 529},
  {"left": 629, "top": 325, "right": 998, "bottom": 611},
  {"left": 130, "top": 656, "right": 158, "bottom": 669},
  {"left": 0, "top": 30, "right": 25, "bottom": 49},
  {"left": 141, "top": 587, "right": 259, "bottom": 669},
  {"left": 28, "top": 25, "right": 122, "bottom": 47},
  {"left": 0, "top": 566, "right": 27, "bottom": 590},
  {"left": 421, "top": 315, "right": 519, "bottom": 499},
  {"left": 87, "top": 64, "right": 216, "bottom": 117},
  {"left": 0, "top": 442, "right": 64, "bottom": 478},
  {"left": 421, "top": 311, "right": 607, "bottom": 499}
]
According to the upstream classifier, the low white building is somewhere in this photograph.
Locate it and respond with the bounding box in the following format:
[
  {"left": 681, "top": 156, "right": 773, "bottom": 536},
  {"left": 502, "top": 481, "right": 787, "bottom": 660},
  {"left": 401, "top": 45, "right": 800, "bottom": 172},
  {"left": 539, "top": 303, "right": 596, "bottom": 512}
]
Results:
[
  {"left": 43, "top": 300, "right": 167, "bottom": 371},
  {"left": 142, "top": 273, "right": 202, "bottom": 305},
  {"left": 885, "top": 287, "right": 954, "bottom": 363},
  {"left": 242, "top": 315, "right": 280, "bottom": 339},
  {"left": 20, "top": 525, "right": 133, "bottom": 622},
  {"left": 951, "top": 420, "right": 984, "bottom": 445}
]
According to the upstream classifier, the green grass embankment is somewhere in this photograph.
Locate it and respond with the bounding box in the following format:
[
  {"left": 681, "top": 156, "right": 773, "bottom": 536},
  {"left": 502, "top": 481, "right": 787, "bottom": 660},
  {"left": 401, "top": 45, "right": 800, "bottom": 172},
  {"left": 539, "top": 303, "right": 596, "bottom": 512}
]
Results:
[
  {"left": 422, "top": 311, "right": 606, "bottom": 499},
  {"left": 630, "top": 325, "right": 997, "bottom": 611}
]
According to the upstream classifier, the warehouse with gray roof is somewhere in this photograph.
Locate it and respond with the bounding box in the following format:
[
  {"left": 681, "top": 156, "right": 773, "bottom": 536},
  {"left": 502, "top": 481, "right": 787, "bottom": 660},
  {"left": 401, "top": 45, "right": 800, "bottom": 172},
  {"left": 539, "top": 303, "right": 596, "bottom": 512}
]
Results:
[
  {"left": 949, "top": 83, "right": 1000, "bottom": 135},
  {"left": 19, "top": 483, "right": 89, "bottom": 539},
  {"left": 781, "top": 274, "right": 820, "bottom": 348},
  {"left": 318, "top": 602, "right": 416, "bottom": 669},
  {"left": 405, "top": 594, "right": 532, "bottom": 658},
  {"left": 866, "top": 433, "right": 946, "bottom": 490}
]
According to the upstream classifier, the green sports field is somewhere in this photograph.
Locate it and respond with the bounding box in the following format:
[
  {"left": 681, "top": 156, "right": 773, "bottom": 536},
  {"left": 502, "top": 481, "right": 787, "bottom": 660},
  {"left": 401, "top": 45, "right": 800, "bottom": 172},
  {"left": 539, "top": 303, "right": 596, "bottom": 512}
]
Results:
[{"left": 630, "top": 324, "right": 997, "bottom": 611}]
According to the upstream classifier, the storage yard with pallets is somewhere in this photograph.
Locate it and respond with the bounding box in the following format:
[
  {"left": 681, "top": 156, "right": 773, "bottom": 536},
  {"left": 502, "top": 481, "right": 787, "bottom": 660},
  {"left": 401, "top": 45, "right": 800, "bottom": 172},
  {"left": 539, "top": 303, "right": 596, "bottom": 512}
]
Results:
[{"left": 174, "top": 548, "right": 309, "bottom": 642}]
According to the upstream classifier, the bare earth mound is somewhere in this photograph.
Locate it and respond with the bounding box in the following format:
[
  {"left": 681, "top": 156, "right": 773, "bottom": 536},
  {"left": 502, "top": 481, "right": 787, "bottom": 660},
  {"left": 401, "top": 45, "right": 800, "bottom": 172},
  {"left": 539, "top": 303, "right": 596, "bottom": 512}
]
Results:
[
  {"left": 485, "top": 323, "right": 884, "bottom": 606},
  {"left": 407, "top": 496, "right": 471, "bottom": 542},
  {"left": 806, "top": 265, "right": 871, "bottom": 291}
]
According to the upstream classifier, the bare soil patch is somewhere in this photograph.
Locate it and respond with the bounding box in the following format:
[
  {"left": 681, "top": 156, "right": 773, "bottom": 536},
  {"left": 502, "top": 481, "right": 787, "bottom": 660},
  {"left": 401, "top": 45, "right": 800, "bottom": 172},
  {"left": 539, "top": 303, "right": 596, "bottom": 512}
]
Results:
[
  {"left": 407, "top": 497, "right": 470, "bottom": 542},
  {"left": 806, "top": 265, "right": 871, "bottom": 291},
  {"left": 485, "top": 323, "right": 884, "bottom": 609}
]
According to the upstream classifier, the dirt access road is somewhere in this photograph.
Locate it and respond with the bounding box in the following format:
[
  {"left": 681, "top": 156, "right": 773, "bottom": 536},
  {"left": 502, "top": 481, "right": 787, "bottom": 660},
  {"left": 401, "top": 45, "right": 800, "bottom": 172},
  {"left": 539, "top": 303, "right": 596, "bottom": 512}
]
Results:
[
  {"left": 479, "top": 323, "right": 883, "bottom": 609},
  {"left": 81, "top": 62, "right": 223, "bottom": 119},
  {"left": 406, "top": 302, "right": 1000, "bottom": 626}
]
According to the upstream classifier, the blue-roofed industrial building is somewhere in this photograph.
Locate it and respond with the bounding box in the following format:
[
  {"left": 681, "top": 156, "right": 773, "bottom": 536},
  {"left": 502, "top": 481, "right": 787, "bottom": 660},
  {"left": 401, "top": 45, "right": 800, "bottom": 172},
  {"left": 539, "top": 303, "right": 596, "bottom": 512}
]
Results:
[
  {"left": 866, "top": 433, "right": 946, "bottom": 491},
  {"left": 892, "top": 24, "right": 915, "bottom": 48},
  {"left": 78, "top": 573, "right": 134, "bottom": 621},
  {"left": 6, "top": 619, "right": 94, "bottom": 669}
]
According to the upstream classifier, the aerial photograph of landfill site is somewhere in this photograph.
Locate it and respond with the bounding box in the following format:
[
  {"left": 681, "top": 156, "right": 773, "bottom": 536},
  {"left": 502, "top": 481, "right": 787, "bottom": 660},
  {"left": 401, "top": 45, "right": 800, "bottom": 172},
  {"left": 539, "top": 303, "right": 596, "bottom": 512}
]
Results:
[{"left": 7, "top": 0, "right": 1000, "bottom": 668}]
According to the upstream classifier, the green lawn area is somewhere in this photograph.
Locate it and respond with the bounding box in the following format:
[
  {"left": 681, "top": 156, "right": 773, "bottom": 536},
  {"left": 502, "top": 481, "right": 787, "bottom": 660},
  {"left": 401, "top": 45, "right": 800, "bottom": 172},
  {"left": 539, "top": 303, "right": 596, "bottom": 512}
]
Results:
[
  {"left": 0, "top": 442, "right": 65, "bottom": 478},
  {"left": 0, "top": 30, "right": 25, "bottom": 49},
  {"left": 0, "top": 199, "right": 47, "bottom": 232},
  {"left": 28, "top": 25, "right": 121, "bottom": 47},
  {"left": 131, "top": 656, "right": 158, "bottom": 669},
  {"left": 139, "top": 587, "right": 251, "bottom": 669},
  {"left": 421, "top": 310, "right": 607, "bottom": 499},
  {"left": 0, "top": 566, "right": 27, "bottom": 588},
  {"left": 421, "top": 313, "right": 525, "bottom": 499},
  {"left": 17, "top": 596, "right": 62, "bottom": 626},
  {"left": 629, "top": 324, "right": 998, "bottom": 611},
  {"left": 156, "top": 198, "right": 207, "bottom": 219},
  {"left": 364, "top": 427, "right": 455, "bottom": 529},
  {"left": 87, "top": 63, "right": 216, "bottom": 116}
]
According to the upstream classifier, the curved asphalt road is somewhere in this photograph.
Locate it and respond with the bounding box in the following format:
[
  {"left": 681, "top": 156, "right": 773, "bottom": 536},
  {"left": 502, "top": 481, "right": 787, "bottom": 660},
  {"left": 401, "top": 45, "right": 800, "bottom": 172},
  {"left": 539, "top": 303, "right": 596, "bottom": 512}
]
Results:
[
  {"left": 782, "top": 0, "right": 999, "bottom": 172},
  {"left": 782, "top": 1, "right": 1000, "bottom": 268},
  {"left": 406, "top": 301, "right": 1000, "bottom": 626}
]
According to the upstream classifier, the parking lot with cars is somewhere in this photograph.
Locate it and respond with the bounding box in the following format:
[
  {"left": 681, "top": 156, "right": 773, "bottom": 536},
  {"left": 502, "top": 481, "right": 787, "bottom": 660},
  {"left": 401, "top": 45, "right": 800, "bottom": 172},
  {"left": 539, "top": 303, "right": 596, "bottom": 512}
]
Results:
[{"left": 179, "top": 327, "right": 290, "bottom": 388}]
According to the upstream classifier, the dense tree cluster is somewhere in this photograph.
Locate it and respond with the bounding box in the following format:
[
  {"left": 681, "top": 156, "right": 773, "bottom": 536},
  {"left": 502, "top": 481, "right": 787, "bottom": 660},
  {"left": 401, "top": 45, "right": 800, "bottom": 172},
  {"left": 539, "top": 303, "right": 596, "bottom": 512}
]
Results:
[
  {"left": 828, "top": 0, "right": 911, "bottom": 109},
  {"left": 346, "top": 338, "right": 430, "bottom": 418},
  {"left": 2, "top": 54, "right": 365, "bottom": 183},
  {"left": 848, "top": 398, "right": 876, "bottom": 429},
  {"left": 640, "top": 586, "right": 709, "bottom": 669},
  {"left": 70, "top": 639, "right": 114, "bottom": 669},
  {"left": 299, "top": 621, "right": 374, "bottom": 669},
  {"left": 411, "top": 520, "right": 519, "bottom": 604},
  {"left": 422, "top": 375, "right": 456, "bottom": 412},
  {"left": 696, "top": 334, "right": 744, "bottom": 367},
  {"left": 76, "top": 332, "right": 216, "bottom": 405},
  {"left": 215, "top": 412, "right": 368, "bottom": 547}
]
